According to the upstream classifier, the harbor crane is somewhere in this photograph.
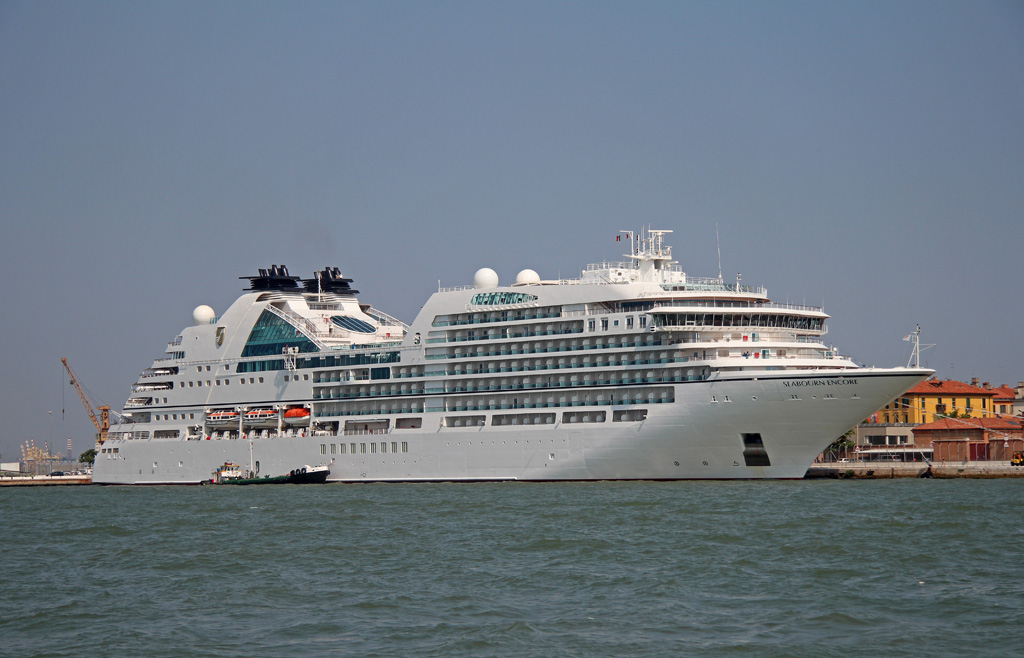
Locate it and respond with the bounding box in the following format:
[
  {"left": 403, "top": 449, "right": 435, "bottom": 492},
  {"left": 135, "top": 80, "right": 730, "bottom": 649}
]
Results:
[{"left": 61, "top": 357, "right": 110, "bottom": 445}]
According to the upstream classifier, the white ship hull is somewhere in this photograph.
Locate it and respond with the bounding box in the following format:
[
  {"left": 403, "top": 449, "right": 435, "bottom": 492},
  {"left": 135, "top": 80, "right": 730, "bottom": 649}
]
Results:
[
  {"left": 94, "top": 235, "right": 932, "bottom": 484},
  {"left": 94, "top": 370, "right": 927, "bottom": 483}
]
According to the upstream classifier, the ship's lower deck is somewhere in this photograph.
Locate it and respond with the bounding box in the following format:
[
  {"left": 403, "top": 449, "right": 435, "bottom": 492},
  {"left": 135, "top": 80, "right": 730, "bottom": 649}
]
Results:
[{"left": 93, "top": 369, "right": 930, "bottom": 484}]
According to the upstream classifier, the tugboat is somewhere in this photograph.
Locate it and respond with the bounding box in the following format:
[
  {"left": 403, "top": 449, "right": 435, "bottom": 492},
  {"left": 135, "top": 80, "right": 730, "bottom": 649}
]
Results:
[
  {"left": 288, "top": 464, "right": 330, "bottom": 484},
  {"left": 212, "top": 462, "right": 330, "bottom": 485}
]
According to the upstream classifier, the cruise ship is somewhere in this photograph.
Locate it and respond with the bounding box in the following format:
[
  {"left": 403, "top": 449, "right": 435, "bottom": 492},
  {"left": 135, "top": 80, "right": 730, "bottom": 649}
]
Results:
[{"left": 94, "top": 229, "right": 931, "bottom": 484}]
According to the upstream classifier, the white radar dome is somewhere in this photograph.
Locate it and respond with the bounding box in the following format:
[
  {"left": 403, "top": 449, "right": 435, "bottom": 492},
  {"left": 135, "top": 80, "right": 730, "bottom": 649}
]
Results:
[
  {"left": 515, "top": 269, "right": 541, "bottom": 285},
  {"left": 192, "top": 305, "right": 216, "bottom": 326},
  {"left": 473, "top": 268, "right": 499, "bottom": 289}
]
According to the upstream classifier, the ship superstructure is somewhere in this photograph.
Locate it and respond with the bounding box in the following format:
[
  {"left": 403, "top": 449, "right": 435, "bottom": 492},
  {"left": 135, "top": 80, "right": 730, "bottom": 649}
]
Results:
[{"left": 95, "top": 229, "right": 931, "bottom": 483}]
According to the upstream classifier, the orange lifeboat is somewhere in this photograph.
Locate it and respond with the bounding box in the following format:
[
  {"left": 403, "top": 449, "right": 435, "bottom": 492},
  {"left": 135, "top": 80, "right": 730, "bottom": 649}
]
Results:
[{"left": 283, "top": 407, "right": 311, "bottom": 426}]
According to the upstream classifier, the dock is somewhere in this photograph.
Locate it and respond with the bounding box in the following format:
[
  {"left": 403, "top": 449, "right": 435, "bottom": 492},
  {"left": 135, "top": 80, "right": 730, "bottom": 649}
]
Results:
[
  {"left": 0, "top": 474, "right": 92, "bottom": 487},
  {"left": 806, "top": 462, "right": 1024, "bottom": 479}
]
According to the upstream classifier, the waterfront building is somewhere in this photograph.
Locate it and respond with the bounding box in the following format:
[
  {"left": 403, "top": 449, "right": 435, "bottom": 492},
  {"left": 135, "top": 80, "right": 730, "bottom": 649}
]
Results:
[
  {"left": 877, "top": 378, "right": 996, "bottom": 424},
  {"left": 912, "top": 417, "right": 1024, "bottom": 462},
  {"left": 850, "top": 377, "right": 1020, "bottom": 462},
  {"left": 981, "top": 382, "right": 1021, "bottom": 417}
]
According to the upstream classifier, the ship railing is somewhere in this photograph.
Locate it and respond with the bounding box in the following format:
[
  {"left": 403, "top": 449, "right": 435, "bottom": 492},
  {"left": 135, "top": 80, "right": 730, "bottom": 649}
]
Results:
[
  {"left": 584, "top": 261, "right": 634, "bottom": 272},
  {"left": 364, "top": 307, "right": 411, "bottom": 332},
  {"left": 636, "top": 300, "right": 822, "bottom": 313},
  {"left": 431, "top": 311, "right": 563, "bottom": 327},
  {"left": 263, "top": 304, "right": 328, "bottom": 350},
  {"left": 429, "top": 328, "right": 583, "bottom": 344}
]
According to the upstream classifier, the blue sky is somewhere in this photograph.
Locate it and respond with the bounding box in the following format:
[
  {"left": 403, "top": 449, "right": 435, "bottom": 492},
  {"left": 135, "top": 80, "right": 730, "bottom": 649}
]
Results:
[{"left": 2, "top": 1, "right": 1022, "bottom": 460}]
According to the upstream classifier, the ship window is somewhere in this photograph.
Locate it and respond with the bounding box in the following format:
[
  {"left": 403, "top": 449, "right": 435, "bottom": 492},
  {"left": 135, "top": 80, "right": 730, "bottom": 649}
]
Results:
[
  {"left": 320, "top": 444, "right": 327, "bottom": 455},
  {"left": 330, "top": 315, "right": 377, "bottom": 333},
  {"left": 259, "top": 377, "right": 264, "bottom": 383},
  {"left": 360, "top": 443, "right": 366, "bottom": 454},
  {"left": 402, "top": 441, "right": 408, "bottom": 453},
  {"left": 340, "top": 444, "right": 347, "bottom": 454},
  {"left": 588, "top": 320, "right": 595, "bottom": 331},
  {"left": 216, "top": 380, "right": 221, "bottom": 386},
  {"left": 189, "top": 381, "right": 193, "bottom": 387},
  {"left": 330, "top": 444, "right": 337, "bottom": 454},
  {"left": 640, "top": 316, "right": 647, "bottom": 328},
  {"left": 224, "top": 380, "right": 229, "bottom": 386},
  {"left": 371, "top": 443, "right": 377, "bottom": 454},
  {"left": 626, "top": 317, "right": 633, "bottom": 329},
  {"left": 241, "top": 309, "right": 318, "bottom": 358},
  {"left": 350, "top": 443, "right": 356, "bottom": 454},
  {"left": 392, "top": 442, "right": 398, "bottom": 453},
  {"left": 381, "top": 442, "right": 387, "bottom": 453},
  {"left": 601, "top": 318, "right": 609, "bottom": 330}
]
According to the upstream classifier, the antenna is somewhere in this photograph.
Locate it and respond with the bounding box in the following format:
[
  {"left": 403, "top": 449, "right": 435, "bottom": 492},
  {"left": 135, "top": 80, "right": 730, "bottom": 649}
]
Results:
[
  {"left": 716, "top": 224, "right": 723, "bottom": 282},
  {"left": 619, "top": 229, "right": 635, "bottom": 257},
  {"left": 903, "top": 325, "right": 935, "bottom": 368}
]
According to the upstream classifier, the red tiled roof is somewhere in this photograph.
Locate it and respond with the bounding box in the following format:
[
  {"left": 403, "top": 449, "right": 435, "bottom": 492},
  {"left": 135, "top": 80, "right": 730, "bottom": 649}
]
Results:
[
  {"left": 988, "top": 386, "right": 1016, "bottom": 401},
  {"left": 915, "top": 417, "right": 1023, "bottom": 431},
  {"left": 905, "top": 379, "right": 996, "bottom": 396}
]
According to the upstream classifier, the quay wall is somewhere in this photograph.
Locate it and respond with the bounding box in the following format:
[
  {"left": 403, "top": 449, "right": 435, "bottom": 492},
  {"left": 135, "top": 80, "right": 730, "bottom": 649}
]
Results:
[
  {"left": 806, "top": 462, "right": 1024, "bottom": 479},
  {"left": 0, "top": 475, "right": 92, "bottom": 487}
]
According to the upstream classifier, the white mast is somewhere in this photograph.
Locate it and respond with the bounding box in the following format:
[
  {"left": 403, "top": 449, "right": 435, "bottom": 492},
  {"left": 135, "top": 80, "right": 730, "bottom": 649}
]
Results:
[{"left": 904, "top": 325, "right": 935, "bottom": 368}]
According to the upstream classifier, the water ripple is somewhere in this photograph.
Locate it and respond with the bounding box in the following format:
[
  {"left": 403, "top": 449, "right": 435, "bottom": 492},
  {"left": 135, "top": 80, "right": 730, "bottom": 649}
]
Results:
[{"left": 3, "top": 480, "right": 1024, "bottom": 657}]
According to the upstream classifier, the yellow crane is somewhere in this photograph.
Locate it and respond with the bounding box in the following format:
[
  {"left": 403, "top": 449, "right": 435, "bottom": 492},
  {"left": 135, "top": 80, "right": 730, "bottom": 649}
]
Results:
[{"left": 61, "top": 357, "right": 110, "bottom": 445}]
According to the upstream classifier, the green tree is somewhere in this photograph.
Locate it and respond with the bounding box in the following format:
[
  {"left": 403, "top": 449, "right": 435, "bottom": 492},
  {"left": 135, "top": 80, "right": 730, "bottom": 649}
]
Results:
[
  {"left": 825, "top": 431, "right": 856, "bottom": 462},
  {"left": 79, "top": 448, "right": 96, "bottom": 465}
]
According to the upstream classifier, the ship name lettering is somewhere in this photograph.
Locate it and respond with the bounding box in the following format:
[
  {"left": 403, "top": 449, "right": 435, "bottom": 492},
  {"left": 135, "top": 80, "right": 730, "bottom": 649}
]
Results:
[{"left": 783, "top": 378, "right": 859, "bottom": 387}]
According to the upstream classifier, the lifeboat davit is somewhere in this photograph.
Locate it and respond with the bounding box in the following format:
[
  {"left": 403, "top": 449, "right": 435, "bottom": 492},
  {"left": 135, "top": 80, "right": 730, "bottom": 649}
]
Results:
[{"left": 283, "top": 407, "right": 311, "bottom": 426}]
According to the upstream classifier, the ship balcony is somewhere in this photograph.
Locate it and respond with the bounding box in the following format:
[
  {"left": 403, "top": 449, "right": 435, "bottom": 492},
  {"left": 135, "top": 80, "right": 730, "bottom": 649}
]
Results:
[
  {"left": 314, "top": 389, "right": 425, "bottom": 399},
  {"left": 424, "top": 338, "right": 667, "bottom": 360},
  {"left": 433, "top": 328, "right": 584, "bottom": 344},
  {"left": 443, "top": 397, "right": 674, "bottom": 412},
  {"left": 317, "top": 395, "right": 676, "bottom": 418},
  {"left": 431, "top": 311, "right": 563, "bottom": 327},
  {"left": 424, "top": 356, "right": 697, "bottom": 375}
]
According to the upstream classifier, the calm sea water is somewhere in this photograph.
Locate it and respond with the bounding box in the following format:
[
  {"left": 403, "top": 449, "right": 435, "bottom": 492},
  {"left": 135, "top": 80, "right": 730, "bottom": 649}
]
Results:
[{"left": 2, "top": 480, "right": 1023, "bottom": 658}]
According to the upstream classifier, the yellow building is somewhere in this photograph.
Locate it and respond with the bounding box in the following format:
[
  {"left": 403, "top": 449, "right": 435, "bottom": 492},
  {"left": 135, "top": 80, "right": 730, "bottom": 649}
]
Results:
[{"left": 878, "top": 378, "right": 996, "bottom": 424}]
